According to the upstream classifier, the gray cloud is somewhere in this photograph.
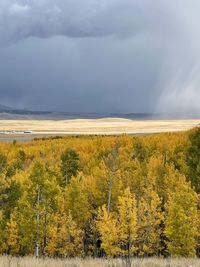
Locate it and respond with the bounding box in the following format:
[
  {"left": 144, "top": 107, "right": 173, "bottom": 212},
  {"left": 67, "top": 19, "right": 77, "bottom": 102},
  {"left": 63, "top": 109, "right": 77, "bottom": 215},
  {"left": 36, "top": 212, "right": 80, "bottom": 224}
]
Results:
[
  {"left": 0, "top": 0, "right": 199, "bottom": 114},
  {"left": 0, "top": 0, "right": 173, "bottom": 41}
]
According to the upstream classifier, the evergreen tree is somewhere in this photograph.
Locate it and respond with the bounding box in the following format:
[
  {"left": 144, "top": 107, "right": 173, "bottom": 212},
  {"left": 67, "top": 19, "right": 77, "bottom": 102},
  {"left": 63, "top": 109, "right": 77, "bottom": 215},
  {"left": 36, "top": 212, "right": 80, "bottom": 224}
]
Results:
[
  {"left": 187, "top": 127, "right": 200, "bottom": 192},
  {"left": 60, "top": 148, "right": 80, "bottom": 186},
  {"left": 0, "top": 153, "right": 7, "bottom": 172}
]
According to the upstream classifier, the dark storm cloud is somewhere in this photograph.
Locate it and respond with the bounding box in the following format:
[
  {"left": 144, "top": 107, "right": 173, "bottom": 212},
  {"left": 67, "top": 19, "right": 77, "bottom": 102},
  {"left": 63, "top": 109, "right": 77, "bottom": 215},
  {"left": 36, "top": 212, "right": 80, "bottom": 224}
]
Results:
[
  {"left": 0, "top": 0, "right": 199, "bottom": 113},
  {"left": 0, "top": 0, "right": 173, "bottom": 41}
]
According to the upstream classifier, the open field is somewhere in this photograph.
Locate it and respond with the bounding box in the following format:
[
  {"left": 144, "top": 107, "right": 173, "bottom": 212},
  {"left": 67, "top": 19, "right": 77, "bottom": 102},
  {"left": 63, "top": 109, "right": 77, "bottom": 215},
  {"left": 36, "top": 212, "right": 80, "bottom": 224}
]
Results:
[
  {"left": 0, "top": 118, "right": 199, "bottom": 141},
  {"left": 0, "top": 257, "right": 199, "bottom": 267}
]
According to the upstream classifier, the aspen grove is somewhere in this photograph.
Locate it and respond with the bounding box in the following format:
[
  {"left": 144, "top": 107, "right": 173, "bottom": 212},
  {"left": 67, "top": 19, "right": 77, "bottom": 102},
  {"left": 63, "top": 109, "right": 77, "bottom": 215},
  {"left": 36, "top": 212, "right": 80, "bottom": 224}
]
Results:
[{"left": 0, "top": 129, "right": 199, "bottom": 258}]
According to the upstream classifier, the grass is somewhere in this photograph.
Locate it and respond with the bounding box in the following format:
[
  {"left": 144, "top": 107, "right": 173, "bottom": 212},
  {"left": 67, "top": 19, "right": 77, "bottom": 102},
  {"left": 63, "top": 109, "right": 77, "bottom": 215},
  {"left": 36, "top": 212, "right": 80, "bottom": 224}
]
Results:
[
  {"left": 0, "top": 118, "right": 199, "bottom": 134},
  {"left": 0, "top": 257, "right": 199, "bottom": 267}
]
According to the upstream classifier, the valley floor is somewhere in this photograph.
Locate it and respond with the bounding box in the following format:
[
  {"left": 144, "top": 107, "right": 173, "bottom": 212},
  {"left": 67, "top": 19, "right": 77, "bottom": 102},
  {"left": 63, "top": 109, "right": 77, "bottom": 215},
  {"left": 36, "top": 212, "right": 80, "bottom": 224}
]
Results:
[{"left": 0, "top": 118, "right": 199, "bottom": 141}]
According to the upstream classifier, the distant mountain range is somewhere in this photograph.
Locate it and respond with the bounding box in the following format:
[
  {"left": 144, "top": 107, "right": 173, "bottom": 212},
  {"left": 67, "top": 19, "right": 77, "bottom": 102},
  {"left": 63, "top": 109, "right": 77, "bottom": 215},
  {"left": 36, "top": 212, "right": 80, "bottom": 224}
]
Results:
[
  {"left": 0, "top": 104, "right": 13, "bottom": 111},
  {"left": 0, "top": 104, "right": 50, "bottom": 115},
  {"left": 0, "top": 104, "right": 200, "bottom": 120}
]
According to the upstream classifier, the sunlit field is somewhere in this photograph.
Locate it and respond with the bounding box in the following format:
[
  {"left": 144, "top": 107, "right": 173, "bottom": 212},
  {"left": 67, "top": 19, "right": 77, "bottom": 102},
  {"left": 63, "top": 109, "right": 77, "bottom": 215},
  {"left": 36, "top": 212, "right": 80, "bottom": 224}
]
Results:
[
  {"left": 0, "top": 257, "right": 200, "bottom": 267},
  {"left": 0, "top": 118, "right": 199, "bottom": 135}
]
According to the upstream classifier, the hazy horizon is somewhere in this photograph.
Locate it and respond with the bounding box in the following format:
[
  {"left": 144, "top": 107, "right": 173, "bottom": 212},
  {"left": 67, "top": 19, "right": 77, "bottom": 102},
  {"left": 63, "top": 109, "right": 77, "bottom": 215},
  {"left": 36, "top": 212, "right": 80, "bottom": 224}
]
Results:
[{"left": 1, "top": 102, "right": 200, "bottom": 120}]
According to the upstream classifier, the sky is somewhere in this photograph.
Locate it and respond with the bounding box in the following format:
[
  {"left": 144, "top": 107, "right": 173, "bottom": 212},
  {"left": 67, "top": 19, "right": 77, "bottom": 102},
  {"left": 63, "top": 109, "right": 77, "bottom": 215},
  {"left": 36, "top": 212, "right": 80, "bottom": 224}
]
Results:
[{"left": 0, "top": 0, "right": 199, "bottom": 113}]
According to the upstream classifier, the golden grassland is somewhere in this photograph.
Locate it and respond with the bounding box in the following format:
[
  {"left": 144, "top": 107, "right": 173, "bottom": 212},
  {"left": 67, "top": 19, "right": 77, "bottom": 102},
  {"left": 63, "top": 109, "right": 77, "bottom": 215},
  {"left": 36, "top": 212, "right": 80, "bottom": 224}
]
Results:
[
  {"left": 0, "top": 257, "right": 199, "bottom": 267},
  {"left": 0, "top": 118, "right": 199, "bottom": 135}
]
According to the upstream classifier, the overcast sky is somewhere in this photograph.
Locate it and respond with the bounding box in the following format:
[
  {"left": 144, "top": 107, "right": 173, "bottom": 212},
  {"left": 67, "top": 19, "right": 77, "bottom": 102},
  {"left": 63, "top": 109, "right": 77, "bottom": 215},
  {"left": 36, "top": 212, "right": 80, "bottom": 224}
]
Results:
[{"left": 0, "top": 0, "right": 199, "bottom": 113}]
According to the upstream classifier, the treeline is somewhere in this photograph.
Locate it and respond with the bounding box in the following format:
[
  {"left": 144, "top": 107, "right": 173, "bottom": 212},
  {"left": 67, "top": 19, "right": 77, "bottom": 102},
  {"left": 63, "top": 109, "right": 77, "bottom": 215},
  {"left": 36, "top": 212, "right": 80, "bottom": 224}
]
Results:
[{"left": 0, "top": 129, "right": 199, "bottom": 258}]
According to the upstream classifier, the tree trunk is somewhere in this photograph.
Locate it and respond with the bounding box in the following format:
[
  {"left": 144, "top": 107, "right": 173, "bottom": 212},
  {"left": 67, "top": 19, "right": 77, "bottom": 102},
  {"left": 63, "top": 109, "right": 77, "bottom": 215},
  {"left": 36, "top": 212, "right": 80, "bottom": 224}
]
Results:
[{"left": 35, "top": 186, "right": 40, "bottom": 258}]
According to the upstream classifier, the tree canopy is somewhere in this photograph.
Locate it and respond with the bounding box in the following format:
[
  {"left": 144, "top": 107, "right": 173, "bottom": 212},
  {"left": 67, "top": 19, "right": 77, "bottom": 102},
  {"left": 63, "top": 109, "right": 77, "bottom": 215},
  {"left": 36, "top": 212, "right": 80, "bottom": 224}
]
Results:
[{"left": 0, "top": 130, "right": 199, "bottom": 258}]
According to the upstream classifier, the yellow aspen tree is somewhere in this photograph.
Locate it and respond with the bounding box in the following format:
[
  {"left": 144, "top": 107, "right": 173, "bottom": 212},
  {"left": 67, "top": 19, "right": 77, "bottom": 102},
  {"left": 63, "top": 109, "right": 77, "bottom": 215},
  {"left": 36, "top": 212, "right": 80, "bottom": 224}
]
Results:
[
  {"left": 47, "top": 199, "right": 83, "bottom": 257},
  {"left": 117, "top": 187, "right": 137, "bottom": 259},
  {"left": 137, "top": 188, "right": 163, "bottom": 256},
  {"left": 89, "top": 161, "right": 122, "bottom": 212},
  {"left": 0, "top": 169, "right": 8, "bottom": 254},
  {"left": 6, "top": 211, "right": 20, "bottom": 255},
  {"left": 96, "top": 205, "right": 120, "bottom": 256},
  {"left": 64, "top": 175, "right": 90, "bottom": 227},
  {"left": 16, "top": 162, "right": 60, "bottom": 256},
  {"left": 100, "top": 142, "right": 121, "bottom": 213},
  {"left": 165, "top": 183, "right": 198, "bottom": 256},
  {"left": 17, "top": 192, "right": 36, "bottom": 255}
]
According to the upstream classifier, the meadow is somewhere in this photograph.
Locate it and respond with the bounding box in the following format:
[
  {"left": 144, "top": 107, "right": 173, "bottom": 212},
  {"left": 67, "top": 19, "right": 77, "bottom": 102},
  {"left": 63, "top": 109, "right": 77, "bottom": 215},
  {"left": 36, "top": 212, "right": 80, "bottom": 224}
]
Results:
[
  {"left": 0, "top": 118, "right": 199, "bottom": 135},
  {"left": 0, "top": 256, "right": 199, "bottom": 267}
]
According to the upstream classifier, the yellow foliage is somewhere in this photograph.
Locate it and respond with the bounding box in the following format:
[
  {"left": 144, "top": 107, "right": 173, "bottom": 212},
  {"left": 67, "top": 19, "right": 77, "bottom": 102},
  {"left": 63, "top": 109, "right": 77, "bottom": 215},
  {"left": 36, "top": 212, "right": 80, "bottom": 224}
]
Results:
[
  {"left": 97, "top": 205, "right": 121, "bottom": 256},
  {"left": 0, "top": 132, "right": 198, "bottom": 257},
  {"left": 165, "top": 183, "right": 199, "bottom": 256},
  {"left": 47, "top": 199, "right": 83, "bottom": 257},
  {"left": 6, "top": 211, "right": 19, "bottom": 255}
]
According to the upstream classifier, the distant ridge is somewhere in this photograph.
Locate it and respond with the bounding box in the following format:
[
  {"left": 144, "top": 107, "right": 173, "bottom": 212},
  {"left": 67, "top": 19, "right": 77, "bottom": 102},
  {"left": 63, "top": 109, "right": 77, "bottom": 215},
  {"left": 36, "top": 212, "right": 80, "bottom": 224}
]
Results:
[
  {"left": 0, "top": 104, "right": 50, "bottom": 115},
  {"left": 0, "top": 104, "right": 13, "bottom": 111},
  {"left": 0, "top": 104, "right": 200, "bottom": 120}
]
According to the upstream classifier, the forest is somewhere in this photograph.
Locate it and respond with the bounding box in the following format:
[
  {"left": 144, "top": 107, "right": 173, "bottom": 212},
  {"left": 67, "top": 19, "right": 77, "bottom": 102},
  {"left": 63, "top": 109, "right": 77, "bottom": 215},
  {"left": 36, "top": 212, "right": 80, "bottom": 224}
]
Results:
[{"left": 0, "top": 128, "right": 199, "bottom": 259}]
